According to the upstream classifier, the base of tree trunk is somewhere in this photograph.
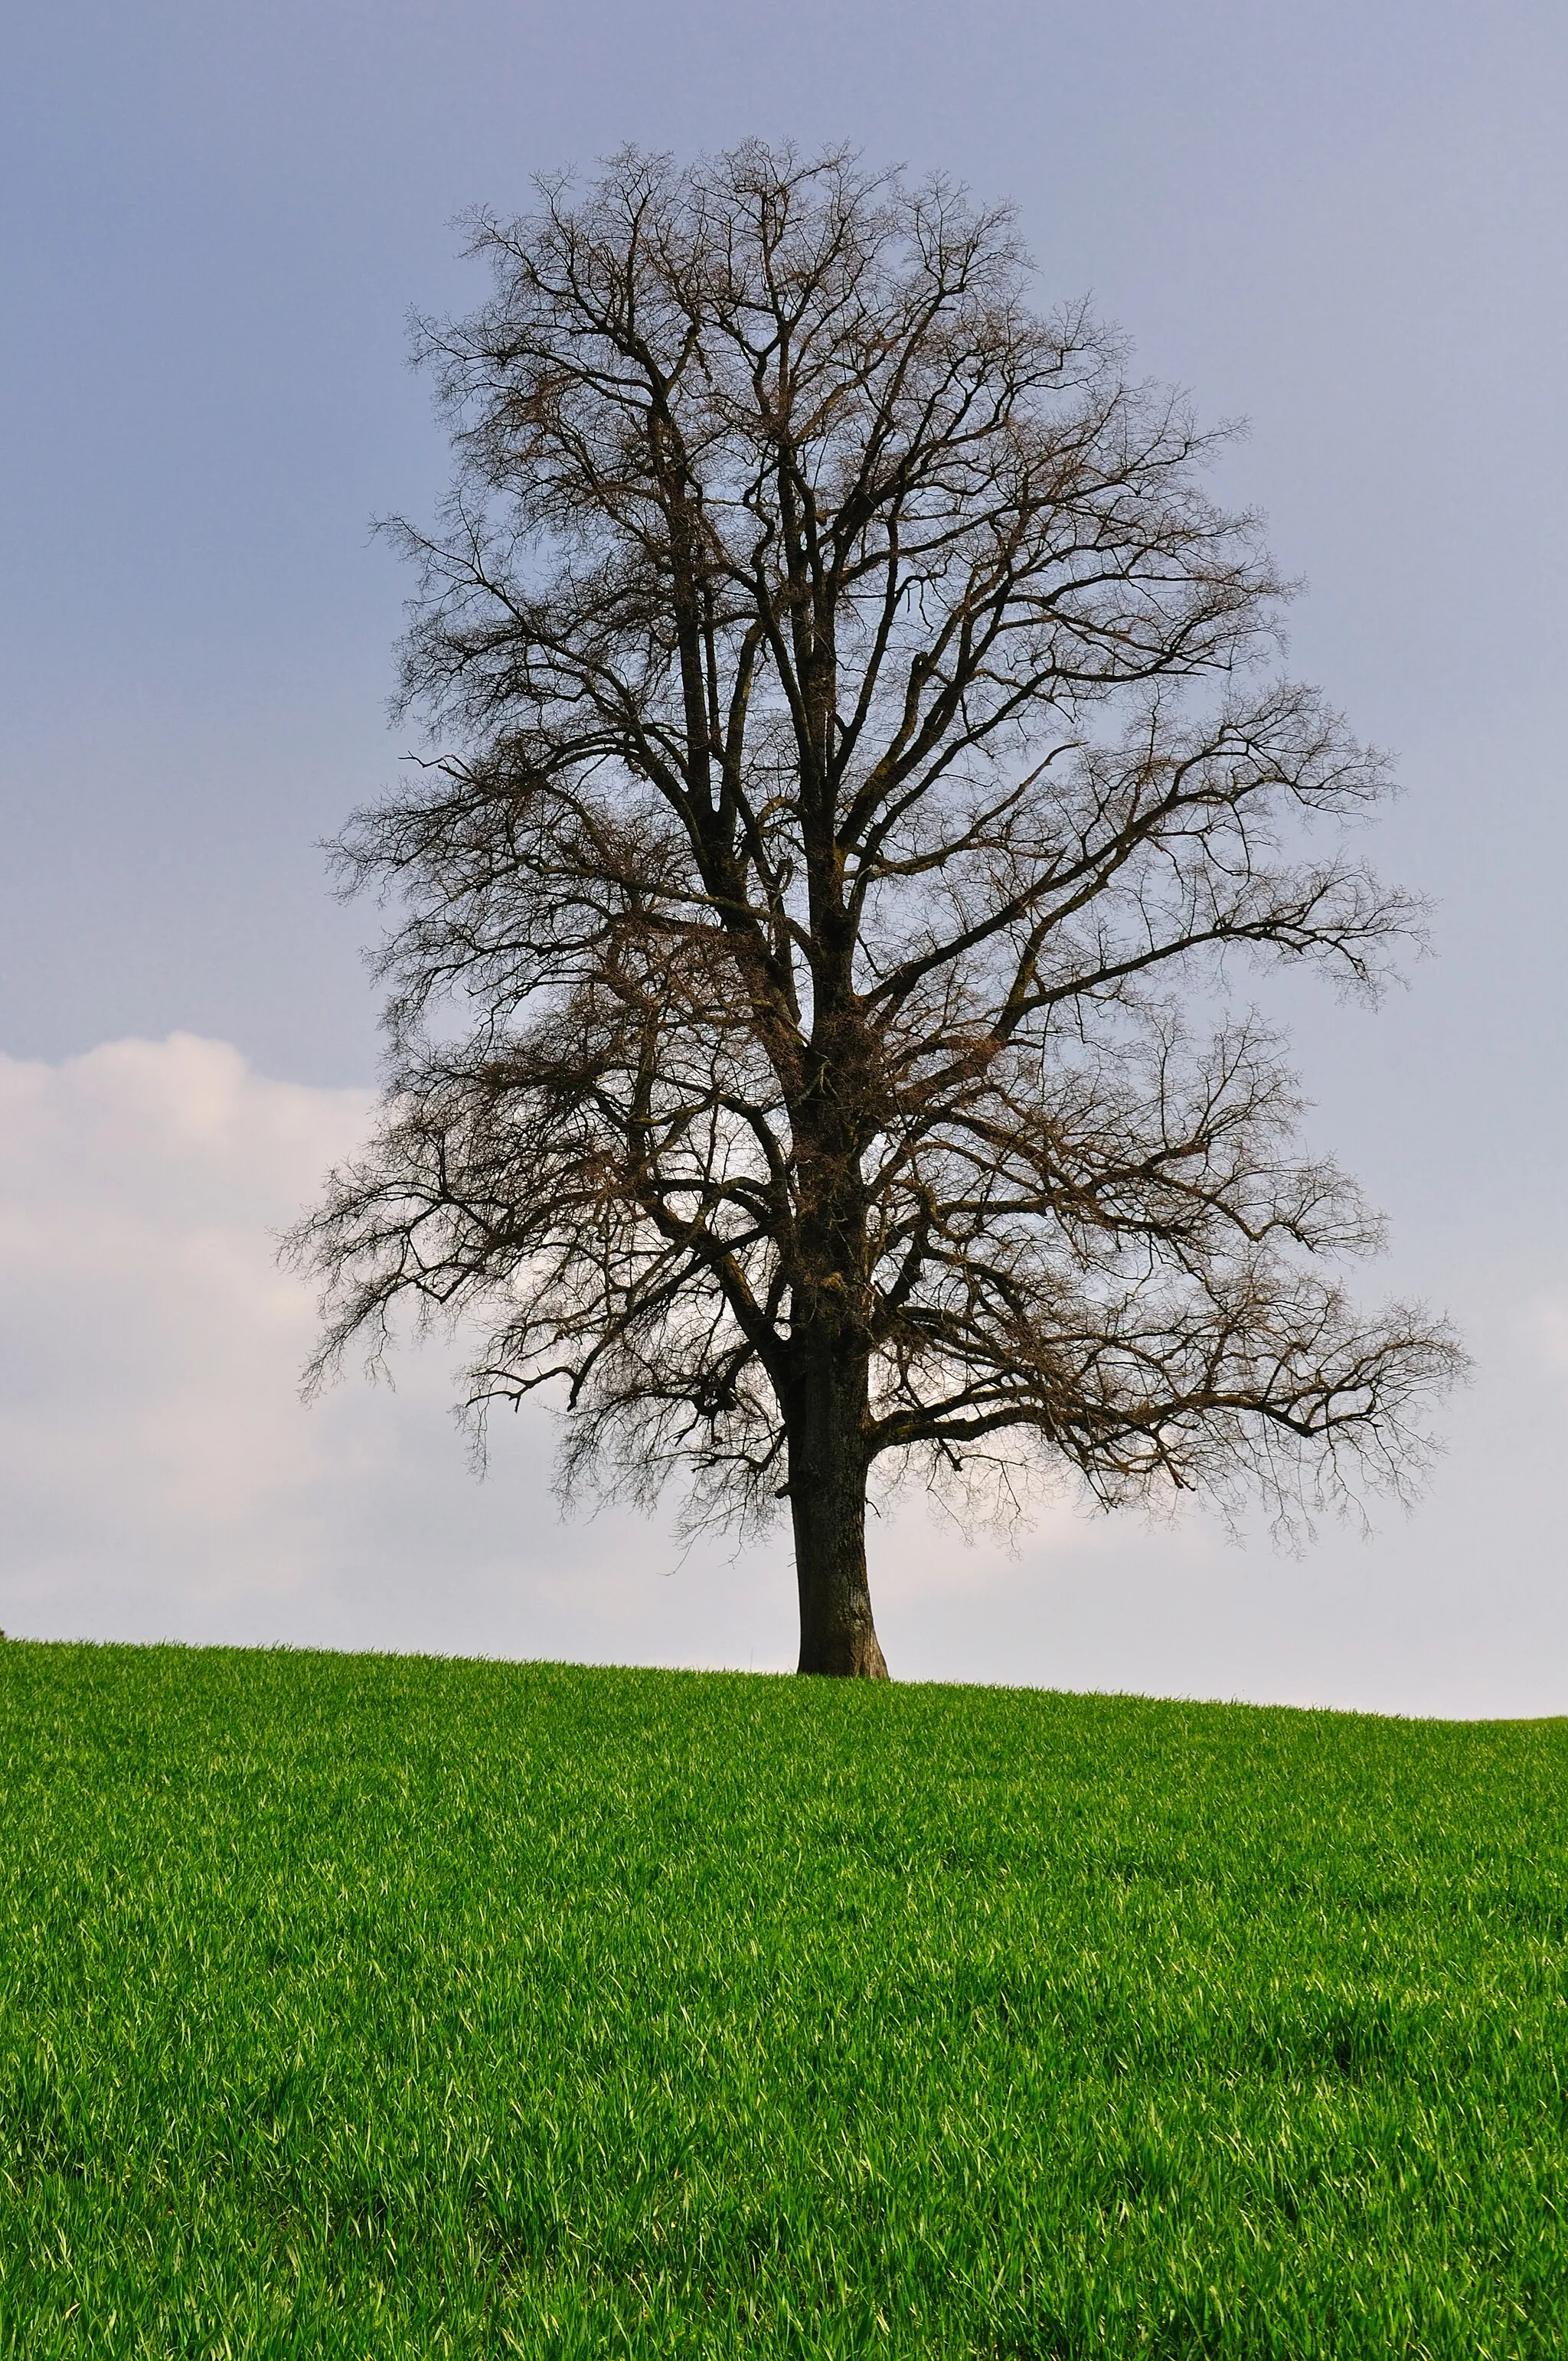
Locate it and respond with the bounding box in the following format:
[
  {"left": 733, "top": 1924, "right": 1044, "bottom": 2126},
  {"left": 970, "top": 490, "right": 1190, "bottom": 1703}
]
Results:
[
  {"left": 787, "top": 1346, "right": 890, "bottom": 1677},
  {"left": 796, "top": 1615, "right": 890, "bottom": 1679},
  {"left": 791, "top": 1502, "right": 890, "bottom": 1678}
]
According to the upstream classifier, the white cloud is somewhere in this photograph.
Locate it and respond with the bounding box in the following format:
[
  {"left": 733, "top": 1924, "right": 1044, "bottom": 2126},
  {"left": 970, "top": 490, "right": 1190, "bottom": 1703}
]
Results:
[
  {"left": 0, "top": 1034, "right": 1564, "bottom": 1714},
  {"left": 0, "top": 1037, "right": 368, "bottom": 1574},
  {"left": 0, "top": 1034, "right": 795, "bottom": 1664}
]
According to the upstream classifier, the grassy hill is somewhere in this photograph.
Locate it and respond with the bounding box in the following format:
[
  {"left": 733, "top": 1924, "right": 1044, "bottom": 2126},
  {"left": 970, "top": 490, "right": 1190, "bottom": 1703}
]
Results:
[{"left": 1, "top": 1643, "right": 1565, "bottom": 2356}]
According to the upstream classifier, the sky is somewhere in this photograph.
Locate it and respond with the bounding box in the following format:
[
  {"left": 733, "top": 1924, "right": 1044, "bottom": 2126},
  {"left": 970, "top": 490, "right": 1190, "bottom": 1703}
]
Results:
[{"left": 1, "top": 0, "right": 1565, "bottom": 1713}]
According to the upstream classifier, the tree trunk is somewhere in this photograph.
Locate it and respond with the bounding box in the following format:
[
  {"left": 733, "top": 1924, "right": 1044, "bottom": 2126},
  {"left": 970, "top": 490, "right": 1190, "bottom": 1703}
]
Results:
[{"left": 786, "top": 1344, "right": 890, "bottom": 1678}]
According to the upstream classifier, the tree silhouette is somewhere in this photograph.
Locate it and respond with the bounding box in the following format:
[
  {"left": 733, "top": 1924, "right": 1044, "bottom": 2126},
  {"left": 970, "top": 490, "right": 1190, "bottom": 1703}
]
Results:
[{"left": 292, "top": 142, "right": 1462, "bottom": 1675}]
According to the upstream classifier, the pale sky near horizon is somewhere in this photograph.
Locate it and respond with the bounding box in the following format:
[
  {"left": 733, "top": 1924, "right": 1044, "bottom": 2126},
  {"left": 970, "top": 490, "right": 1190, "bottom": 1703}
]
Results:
[{"left": 2, "top": 2, "right": 1566, "bottom": 1713}]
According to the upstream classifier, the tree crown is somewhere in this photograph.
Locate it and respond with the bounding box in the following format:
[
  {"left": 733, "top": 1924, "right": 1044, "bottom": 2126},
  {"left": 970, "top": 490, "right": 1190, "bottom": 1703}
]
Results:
[{"left": 293, "top": 142, "right": 1462, "bottom": 1551}]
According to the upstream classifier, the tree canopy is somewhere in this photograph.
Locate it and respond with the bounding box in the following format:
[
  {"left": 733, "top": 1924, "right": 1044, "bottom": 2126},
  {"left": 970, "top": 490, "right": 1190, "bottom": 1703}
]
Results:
[{"left": 292, "top": 142, "right": 1462, "bottom": 1674}]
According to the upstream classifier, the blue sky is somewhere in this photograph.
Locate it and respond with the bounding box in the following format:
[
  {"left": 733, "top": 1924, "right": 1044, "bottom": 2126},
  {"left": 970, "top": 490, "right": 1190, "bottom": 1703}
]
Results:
[{"left": 2, "top": 1, "right": 1565, "bottom": 1710}]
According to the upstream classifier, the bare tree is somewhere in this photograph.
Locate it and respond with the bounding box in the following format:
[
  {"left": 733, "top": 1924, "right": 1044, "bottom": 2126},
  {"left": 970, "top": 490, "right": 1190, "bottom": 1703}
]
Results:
[{"left": 290, "top": 142, "right": 1462, "bottom": 1677}]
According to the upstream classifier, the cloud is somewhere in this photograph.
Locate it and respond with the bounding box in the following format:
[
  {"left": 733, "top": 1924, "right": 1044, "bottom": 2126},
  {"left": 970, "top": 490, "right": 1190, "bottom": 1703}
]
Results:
[
  {"left": 0, "top": 1037, "right": 368, "bottom": 1580},
  {"left": 0, "top": 1035, "right": 795, "bottom": 1664}
]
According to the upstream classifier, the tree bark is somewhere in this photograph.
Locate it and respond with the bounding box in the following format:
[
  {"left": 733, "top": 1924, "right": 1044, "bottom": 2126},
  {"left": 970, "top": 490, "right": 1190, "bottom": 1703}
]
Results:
[{"left": 786, "top": 1342, "right": 890, "bottom": 1678}]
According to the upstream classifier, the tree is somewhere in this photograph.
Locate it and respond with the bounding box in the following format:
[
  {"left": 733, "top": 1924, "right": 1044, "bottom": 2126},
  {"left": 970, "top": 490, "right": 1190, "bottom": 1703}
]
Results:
[{"left": 290, "top": 142, "right": 1463, "bottom": 1677}]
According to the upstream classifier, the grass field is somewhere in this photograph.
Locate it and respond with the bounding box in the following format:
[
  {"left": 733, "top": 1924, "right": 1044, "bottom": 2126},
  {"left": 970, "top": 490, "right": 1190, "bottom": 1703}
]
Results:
[{"left": 1, "top": 1644, "right": 1565, "bottom": 2357}]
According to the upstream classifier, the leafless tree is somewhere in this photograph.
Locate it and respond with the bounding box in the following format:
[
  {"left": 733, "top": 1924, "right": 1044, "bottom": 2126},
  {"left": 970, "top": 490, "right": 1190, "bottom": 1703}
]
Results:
[{"left": 289, "top": 142, "right": 1463, "bottom": 1677}]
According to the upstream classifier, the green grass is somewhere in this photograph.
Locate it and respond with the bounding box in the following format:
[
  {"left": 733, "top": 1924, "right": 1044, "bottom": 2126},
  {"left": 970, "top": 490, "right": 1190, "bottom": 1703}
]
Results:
[{"left": 0, "top": 1646, "right": 1565, "bottom": 2357}]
